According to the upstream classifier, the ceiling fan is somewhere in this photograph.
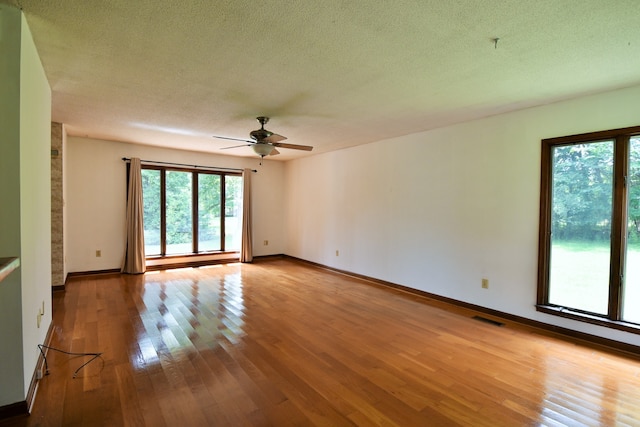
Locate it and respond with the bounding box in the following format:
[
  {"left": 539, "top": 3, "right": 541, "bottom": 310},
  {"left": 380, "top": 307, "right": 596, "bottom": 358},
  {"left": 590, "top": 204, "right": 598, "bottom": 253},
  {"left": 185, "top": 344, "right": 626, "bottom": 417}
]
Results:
[{"left": 213, "top": 116, "right": 313, "bottom": 161}]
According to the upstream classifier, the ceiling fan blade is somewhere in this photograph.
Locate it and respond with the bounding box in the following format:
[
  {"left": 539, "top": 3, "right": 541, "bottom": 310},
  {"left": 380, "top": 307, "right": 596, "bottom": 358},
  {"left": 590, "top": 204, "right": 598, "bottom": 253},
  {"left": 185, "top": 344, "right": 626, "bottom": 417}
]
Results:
[
  {"left": 269, "top": 148, "right": 280, "bottom": 156},
  {"left": 263, "top": 133, "right": 287, "bottom": 143},
  {"left": 213, "top": 135, "right": 252, "bottom": 143},
  {"left": 220, "top": 143, "right": 251, "bottom": 150},
  {"left": 271, "top": 142, "right": 313, "bottom": 151}
]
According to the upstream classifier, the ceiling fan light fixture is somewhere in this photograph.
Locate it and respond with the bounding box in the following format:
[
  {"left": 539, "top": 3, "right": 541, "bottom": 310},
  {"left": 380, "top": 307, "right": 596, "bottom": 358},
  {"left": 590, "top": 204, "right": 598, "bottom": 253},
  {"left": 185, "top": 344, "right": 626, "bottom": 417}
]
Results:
[{"left": 252, "top": 143, "right": 274, "bottom": 157}]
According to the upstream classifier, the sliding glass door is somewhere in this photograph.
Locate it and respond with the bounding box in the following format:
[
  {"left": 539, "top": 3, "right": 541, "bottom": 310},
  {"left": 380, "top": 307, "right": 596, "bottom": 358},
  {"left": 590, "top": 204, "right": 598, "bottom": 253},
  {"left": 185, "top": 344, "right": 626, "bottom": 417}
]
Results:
[{"left": 140, "top": 166, "right": 241, "bottom": 257}]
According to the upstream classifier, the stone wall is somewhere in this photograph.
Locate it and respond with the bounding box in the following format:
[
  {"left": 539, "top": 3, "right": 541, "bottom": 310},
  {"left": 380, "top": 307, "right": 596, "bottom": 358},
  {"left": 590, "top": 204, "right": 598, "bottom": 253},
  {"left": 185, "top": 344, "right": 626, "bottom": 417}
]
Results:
[{"left": 51, "top": 122, "right": 64, "bottom": 287}]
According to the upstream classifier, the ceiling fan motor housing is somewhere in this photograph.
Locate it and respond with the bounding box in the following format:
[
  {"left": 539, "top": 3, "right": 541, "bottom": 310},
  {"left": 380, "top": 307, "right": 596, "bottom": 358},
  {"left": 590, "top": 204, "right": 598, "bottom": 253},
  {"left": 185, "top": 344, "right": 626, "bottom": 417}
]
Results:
[
  {"left": 250, "top": 116, "right": 272, "bottom": 141},
  {"left": 250, "top": 128, "right": 273, "bottom": 141}
]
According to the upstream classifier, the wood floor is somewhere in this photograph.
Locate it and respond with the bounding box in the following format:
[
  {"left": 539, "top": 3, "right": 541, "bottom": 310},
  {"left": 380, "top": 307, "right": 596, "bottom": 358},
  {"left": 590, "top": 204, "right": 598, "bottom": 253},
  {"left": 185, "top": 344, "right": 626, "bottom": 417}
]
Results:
[{"left": 3, "top": 258, "right": 640, "bottom": 426}]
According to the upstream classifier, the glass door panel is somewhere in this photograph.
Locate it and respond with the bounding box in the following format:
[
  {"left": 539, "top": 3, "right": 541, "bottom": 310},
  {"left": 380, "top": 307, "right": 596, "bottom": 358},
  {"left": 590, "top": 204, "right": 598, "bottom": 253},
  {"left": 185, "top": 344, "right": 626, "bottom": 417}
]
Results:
[
  {"left": 198, "top": 173, "right": 221, "bottom": 252},
  {"left": 141, "top": 169, "right": 161, "bottom": 256},
  {"left": 548, "top": 141, "right": 614, "bottom": 315},
  {"left": 165, "top": 171, "right": 193, "bottom": 255},
  {"left": 623, "top": 136, "right": 640, "bottom": 323},
  {"left": 225, "top": 176, "right": 243, "bottom": 251}
]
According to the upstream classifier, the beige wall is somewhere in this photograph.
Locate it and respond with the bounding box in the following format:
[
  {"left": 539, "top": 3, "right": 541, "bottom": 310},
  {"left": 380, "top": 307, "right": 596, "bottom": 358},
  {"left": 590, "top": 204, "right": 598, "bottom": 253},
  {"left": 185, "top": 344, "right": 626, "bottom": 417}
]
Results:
[
  {"left": 65, "top": 137, "right": 286, "bottom": 273},
  {"left": 284, "top": 84, "right": 640, "bottom": 348}
]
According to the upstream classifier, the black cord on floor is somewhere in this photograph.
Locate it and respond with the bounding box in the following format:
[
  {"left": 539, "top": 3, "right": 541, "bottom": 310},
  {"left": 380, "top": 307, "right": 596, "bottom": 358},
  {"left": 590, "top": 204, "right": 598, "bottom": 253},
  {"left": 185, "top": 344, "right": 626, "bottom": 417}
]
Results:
[{"left": 37, "top": 344, "right": 103, "bottom": 378}]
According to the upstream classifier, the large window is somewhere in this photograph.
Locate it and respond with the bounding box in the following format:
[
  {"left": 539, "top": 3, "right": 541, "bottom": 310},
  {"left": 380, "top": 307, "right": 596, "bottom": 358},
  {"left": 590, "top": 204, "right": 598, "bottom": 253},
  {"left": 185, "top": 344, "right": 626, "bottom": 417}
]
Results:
[
  {"left": 141, "top": 166, "right": 242, "bottom": 257},
  {"left": 538, "top": 126, "right": 640, "bottom": 332}
]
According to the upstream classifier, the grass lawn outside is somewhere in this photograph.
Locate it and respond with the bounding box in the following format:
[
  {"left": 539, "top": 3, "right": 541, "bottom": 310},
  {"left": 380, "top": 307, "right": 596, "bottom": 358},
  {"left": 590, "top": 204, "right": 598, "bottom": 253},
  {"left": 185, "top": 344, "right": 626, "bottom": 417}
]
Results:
[{"left": 549, "top": 240, "right": 640, "bottom": 324}]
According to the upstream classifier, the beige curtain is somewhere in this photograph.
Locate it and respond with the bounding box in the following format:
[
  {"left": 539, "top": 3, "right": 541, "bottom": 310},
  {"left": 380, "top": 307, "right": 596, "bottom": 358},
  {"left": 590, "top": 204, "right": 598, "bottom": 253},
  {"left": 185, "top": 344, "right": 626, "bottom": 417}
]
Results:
[
  {"left": 240, "top": 168, "right": 253, "bottom": 262},
  {"left": 122, "top": 158, "right": 146, "bottom": 274}
]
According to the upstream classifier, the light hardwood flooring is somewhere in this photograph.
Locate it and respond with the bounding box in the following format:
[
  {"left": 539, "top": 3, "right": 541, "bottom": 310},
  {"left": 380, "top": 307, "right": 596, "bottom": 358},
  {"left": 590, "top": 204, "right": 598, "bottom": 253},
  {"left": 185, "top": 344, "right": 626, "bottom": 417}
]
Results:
[{"left": 3, "top": 258, "right": 640, "bottom": 426}]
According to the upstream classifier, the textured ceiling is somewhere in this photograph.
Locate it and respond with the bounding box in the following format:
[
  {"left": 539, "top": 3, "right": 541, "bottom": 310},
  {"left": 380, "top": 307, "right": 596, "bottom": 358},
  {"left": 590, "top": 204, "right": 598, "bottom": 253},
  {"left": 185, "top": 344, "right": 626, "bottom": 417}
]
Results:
[{"left": 5, "top": 0, "right": 640, "bottom": 160}]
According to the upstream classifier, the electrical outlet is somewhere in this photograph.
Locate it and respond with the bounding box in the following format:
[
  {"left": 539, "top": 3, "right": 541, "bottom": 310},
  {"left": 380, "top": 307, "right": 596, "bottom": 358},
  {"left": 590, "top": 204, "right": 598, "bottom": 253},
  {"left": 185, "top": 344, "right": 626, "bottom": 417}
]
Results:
[
  {"left": 263, "top": 240, "right": 269, "bottom": 246},
  {"left": 36, "top": 361, "right": 47, "bottom": 380},
  {"left": 96, "top": 250, "right": 101, "bottom": 257},
  {"left": 336, "top": 250, "right": 339, "bottom": 256},
  {"left": 37, "top": 301, "right": 45, "bottom": 328},
  {"left": 481, "top": 278, "right": 489, "bottom": 289}
]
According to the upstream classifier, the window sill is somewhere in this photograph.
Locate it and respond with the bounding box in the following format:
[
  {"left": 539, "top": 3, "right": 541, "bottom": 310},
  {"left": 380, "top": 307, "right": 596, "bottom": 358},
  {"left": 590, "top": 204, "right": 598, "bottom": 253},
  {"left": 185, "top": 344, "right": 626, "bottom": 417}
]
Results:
[
  {"left": 536, "top": 304, "right": 640, "bottom": 335},
  {"left": 146, "top": 251, "right": 239, "bottom": 260},
  {"left": 145, "top": 251, "right": 240, "bottom": 270}
]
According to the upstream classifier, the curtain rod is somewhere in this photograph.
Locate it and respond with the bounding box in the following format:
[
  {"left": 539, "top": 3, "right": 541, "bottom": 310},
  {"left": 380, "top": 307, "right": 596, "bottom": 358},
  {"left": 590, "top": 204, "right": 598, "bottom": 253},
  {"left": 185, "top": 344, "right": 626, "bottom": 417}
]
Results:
[{"left": 121, "top": 157, "right": 256, "bottom": 173}]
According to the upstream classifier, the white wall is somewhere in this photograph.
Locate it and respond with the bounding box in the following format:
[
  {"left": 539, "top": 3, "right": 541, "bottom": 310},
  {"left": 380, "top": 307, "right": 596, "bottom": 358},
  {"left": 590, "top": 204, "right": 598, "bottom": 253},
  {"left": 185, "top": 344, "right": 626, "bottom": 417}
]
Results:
[
  {"left": 0, "top": 4, "right": 26, "bottom": 406},
  {"left": 19, "top": 12, "right": 52, "bottom": 394},
  {"left": 0, "top": 5, "right": 51, "bottom": 406},
  {"left": 285, "top": 84, "right": 640, "bottom": 347},
  {"left": 65, "top": 137, "right": 285, "bottom": 272}
]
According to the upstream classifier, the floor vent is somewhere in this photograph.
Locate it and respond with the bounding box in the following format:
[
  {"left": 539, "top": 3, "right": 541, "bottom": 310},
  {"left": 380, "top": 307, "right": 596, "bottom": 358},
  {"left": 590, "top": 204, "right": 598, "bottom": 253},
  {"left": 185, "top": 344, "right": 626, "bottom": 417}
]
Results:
[{"left": 472, "top": 316, "right": 504, "bottom": 327}]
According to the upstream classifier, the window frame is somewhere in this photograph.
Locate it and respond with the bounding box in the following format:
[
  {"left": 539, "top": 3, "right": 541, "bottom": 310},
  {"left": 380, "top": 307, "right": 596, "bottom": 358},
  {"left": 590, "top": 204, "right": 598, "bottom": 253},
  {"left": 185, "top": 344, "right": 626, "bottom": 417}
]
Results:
[
  {"left": 141, "top": 165, "right": 242, "bottom": 259},
  {"left": 537, "top": 125, "right": 640, "bottom": 334}
]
